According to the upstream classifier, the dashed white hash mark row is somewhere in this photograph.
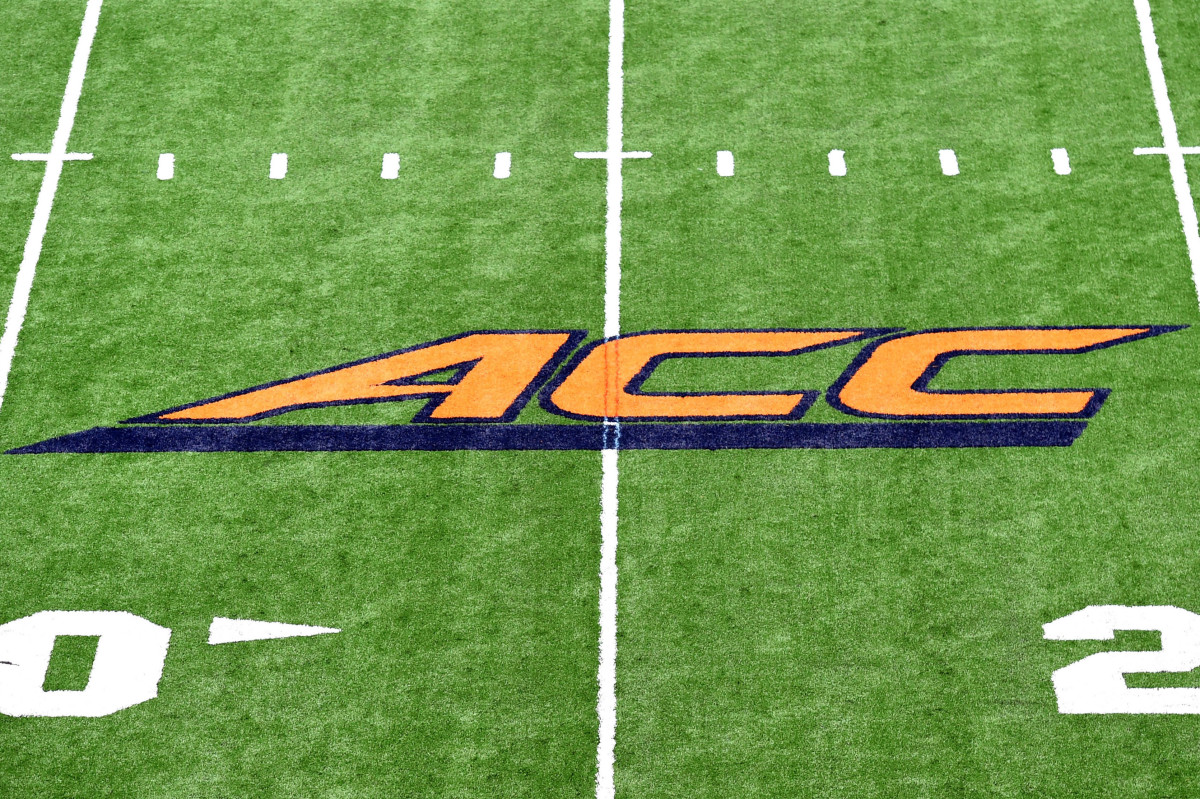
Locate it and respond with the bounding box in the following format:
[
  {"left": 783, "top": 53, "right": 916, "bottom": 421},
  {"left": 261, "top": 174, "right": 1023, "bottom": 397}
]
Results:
[{"left": 98, "top": 148, "right": 1083, "bottom": 180}]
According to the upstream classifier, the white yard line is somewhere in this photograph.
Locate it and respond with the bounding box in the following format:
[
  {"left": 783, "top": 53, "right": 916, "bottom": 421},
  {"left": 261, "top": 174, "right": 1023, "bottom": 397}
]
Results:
[
  {"left": 597, "top": 444, "right": 620, "bottom": 799},
  {"left": 269, "top": 153, "right": 288, "bottom": 179},
  {"left": 593, "top": 0, "right": 633, "bottom": 797},
  {"left": 0, "top": 0, "right": 105, "bottom": 418},
  {"left": 603, "top": 0, "right": 625, "bottom": 343},
  {"left": 1132, "top": 0, "right": 1200, "bottom": 302}
]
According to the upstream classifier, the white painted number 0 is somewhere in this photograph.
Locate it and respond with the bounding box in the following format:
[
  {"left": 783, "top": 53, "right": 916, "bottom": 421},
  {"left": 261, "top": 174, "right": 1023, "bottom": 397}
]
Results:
[
  {"left": 1043, "top": 605, "right": 1200, "bottom": 714},
  {"left": 0, "top": 611, "right": 171, "bottom": 717}
]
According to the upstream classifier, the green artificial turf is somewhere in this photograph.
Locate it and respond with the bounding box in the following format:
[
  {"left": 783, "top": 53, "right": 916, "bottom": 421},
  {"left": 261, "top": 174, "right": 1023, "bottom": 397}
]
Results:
[
  {"left": 41, "top": 635, "right": 100, "bottom": 692},
  {"left": 3, "top": 0, "right": 1200, "bottom": 796}
]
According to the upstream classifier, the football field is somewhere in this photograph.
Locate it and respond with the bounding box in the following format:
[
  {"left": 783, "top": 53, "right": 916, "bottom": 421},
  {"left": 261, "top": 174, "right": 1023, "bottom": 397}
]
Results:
[{"left": 5, "top": 0, "right": 1200, "bottom": 795}]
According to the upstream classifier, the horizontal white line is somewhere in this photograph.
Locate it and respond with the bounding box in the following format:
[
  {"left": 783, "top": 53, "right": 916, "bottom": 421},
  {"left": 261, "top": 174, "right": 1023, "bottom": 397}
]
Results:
[
  {"left": 11, "top": 152, "right": 92, "bottom": 161},
  {"left": 574, "top": 150, "right": 652, "bottom": 160}
]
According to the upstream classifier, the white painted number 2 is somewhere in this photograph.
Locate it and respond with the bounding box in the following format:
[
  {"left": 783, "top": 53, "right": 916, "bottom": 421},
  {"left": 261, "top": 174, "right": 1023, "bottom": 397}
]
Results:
[
  {"left": 1044, "top": 605, "right": 1200, "bottom": 714},
  {"left": 0, "top": 611, "right": 171, "bottom": 717}
]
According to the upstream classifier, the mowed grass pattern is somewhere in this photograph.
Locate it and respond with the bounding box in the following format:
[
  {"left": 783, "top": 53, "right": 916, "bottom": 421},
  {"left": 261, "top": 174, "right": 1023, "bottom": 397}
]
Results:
[{"left": 2, "top": 0, "right": 1200, "bottom": 797}]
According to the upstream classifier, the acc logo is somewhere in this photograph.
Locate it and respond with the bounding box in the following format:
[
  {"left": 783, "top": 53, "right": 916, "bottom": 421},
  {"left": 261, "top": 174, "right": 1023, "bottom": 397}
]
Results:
[{"left": 9, "top": 325, "right": 1183, "bottom": 453}]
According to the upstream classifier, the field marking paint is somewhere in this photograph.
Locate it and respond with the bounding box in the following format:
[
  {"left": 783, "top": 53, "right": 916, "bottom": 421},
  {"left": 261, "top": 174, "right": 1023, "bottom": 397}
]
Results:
[
  {"left": 381, "top": 153, "right": 400, "bottom": 180},
  {"left": 573, "top": 0, "right": 642, "bottom": 796},
  {"left": 828, "top": 149, "right": 847, "bottom": 176},
  {"left": 269, "top": 153, "right": 288, "bottom": 179},
  {"left": 157, "top": 153, "right": 174, "bottom": 180},
  {"left": 494, "top": 152, "right": 512, "bottom": 179},
  {"left": 716, "top": 150, "right": 734, "bottom": 176},
  {"left": 0, "top": 0, "right": 104, "bottom": 418},
  {"left": 0, "top": 611, "right": 170, "bottom": 718},
  {"left": 598, "top": 446, "right": 619, "bottom": 798},
  {"left": 1051, "top": 148, "right": 1071, "bottom": 175},
  {"left": 208, "top": 617, "right": 340, "bottom": 645},
  {"left": 576, "top": 151, "right": 652, "bottom": 160},
  {"left": 1132, "top": 0, "right": 1200, "bottom": 301},
  {"left": 939, "top": 149, "right": 959, "bottom": 176}
]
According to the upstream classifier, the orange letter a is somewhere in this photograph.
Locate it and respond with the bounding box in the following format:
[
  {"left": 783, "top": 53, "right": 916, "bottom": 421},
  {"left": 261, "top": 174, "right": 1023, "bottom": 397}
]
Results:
[{"left": 142, "top": 331, "right": 584, "bottom": 424}]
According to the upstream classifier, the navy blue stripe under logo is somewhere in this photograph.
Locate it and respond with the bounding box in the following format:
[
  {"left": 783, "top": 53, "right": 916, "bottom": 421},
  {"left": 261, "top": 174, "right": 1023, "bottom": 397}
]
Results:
[{"left": 6, "top": 421, "right": 1088, "bottom": 453}]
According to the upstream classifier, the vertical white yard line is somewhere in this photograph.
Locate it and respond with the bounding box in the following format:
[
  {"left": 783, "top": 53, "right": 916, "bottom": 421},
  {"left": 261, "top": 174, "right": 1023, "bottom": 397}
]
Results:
[
  {"left": 596, "top": 1, "right": 625, "bottom": 798},
  {"left": 1133, "top": 0, "right": 1200, "bottom": 301},
  {"left": 604, "top": 0, "right": 626, "bottom": 341},
  {"left": 597, "top": 445, "right": 619, "bottom": 799},
  {"left": 0, "top": 0, "right": 105, "bottom": 417}
]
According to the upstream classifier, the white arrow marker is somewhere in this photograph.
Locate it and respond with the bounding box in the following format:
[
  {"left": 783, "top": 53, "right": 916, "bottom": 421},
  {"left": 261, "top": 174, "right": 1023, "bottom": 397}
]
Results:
[{"left": 207, "top": 617, "right": 340, "bottom": 645}]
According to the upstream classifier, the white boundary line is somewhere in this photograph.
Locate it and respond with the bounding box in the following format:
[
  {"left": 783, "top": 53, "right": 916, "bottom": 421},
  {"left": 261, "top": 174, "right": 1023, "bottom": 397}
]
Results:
[
  {"left": 0, "top": 0, "right": 105, "bottom": 417},
  {"left": 1132, "top": 0, "right": 1200, "bottom": 303}
]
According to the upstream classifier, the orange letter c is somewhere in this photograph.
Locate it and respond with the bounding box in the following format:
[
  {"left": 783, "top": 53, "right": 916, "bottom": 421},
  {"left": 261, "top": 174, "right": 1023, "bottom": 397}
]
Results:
[{"left": 828, "top": 326, "right": 1182, "bottom": 419}]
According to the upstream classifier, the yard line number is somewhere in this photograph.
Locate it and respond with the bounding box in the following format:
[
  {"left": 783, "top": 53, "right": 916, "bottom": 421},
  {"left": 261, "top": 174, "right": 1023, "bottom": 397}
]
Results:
[
  {"left": 3, "top": 604, "right": 1199, "bottom": 717},
  {"left": 1044, "top": 605, "right": 1200, "bottom": 714}
]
